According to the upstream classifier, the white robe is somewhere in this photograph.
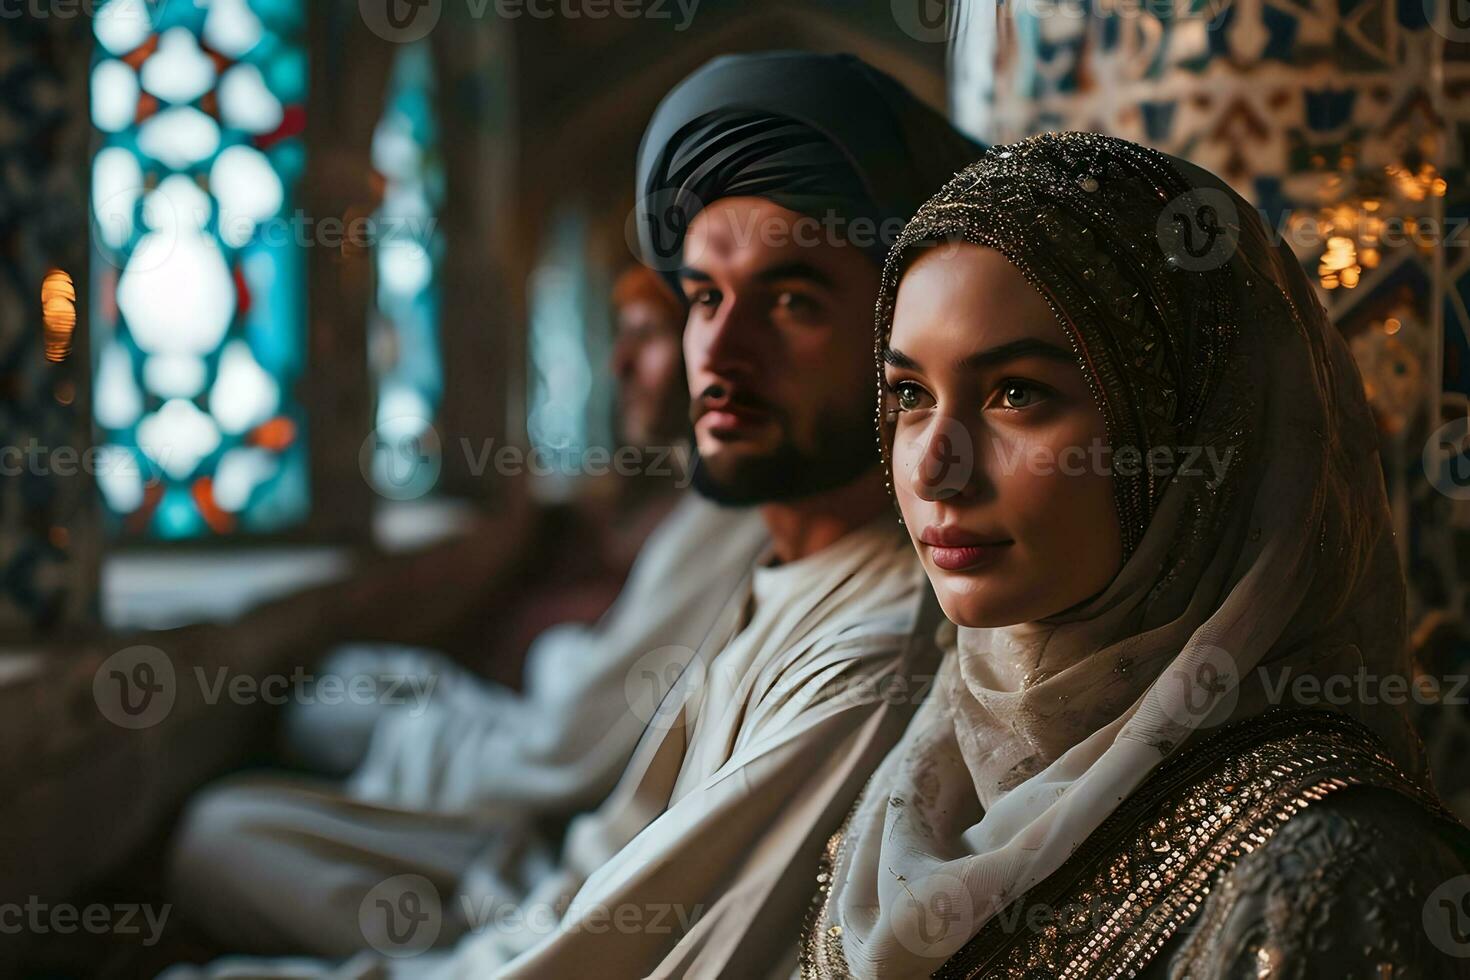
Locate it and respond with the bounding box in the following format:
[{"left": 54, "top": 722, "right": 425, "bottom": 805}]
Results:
[
  {"left": 166, "top": 496, "right": 768, "bottom": 957},
  {"left": 343, "top": 495, "right": 773, "bottom": 817},
  {"left": 163, "top": 519, "right": 942, "bottom": 979}
]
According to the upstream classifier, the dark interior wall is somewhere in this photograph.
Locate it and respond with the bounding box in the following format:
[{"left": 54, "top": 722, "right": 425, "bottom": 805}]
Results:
[{"left": 0, "top": 11, "right": 100, "bottom": 641}]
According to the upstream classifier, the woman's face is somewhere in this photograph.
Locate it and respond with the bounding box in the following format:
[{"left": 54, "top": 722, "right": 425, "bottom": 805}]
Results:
[{"left": 884, "top": 243, "right": 1122, "bottom": 628}]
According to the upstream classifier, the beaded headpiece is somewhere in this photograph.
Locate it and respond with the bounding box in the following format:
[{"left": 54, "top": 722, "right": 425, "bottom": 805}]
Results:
[{"left": 874, "top": 132, "right": 1242, "bottom": 557}]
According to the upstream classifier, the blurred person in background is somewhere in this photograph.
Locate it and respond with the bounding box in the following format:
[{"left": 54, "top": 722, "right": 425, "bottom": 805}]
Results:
[{"left": 166, "top": 263, "right": 768, "bottom": 959}]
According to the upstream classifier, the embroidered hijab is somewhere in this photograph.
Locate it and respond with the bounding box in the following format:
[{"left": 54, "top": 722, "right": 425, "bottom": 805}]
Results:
[{"left": 817, "top": 132, "right": 1426, "bottom": 976}]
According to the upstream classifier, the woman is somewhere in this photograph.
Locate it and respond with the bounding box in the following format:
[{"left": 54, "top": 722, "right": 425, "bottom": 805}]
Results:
[{"left": 801, "top": 133, "right": 1470, "bottom": 978}]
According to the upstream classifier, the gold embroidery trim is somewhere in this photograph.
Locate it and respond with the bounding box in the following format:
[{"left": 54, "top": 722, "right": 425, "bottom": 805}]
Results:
[{"left": 932, "top": 709, "right": 1447, "bottom": 979}]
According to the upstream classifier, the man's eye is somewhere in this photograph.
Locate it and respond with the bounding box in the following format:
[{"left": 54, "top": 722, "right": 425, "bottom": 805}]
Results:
[
  {"left": 776, "top": 291, "right": 817, "bottom": 315},
  {"left": 689, "top": 288, "right": 719, "bottom": 309}
]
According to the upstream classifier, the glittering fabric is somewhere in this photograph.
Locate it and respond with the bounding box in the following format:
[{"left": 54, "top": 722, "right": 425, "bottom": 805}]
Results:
[
  {"left": 928, "top": 710, "right": 1458, "bottom": 979},
  {"left": 811, "top": 132, "right": 1432, "bottom": 978},
  {"left": 802, "top": 710, "right": 1465, "bottom": 979}
]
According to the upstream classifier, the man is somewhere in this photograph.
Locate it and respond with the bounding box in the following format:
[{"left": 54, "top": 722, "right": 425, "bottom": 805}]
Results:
[
  {"left": 278, "top": 264, "right": 700, "bottom": 774},
  {"left": 166, "top": 266, "right": 768, "bottom": 955},
  {"left": 611, "top": 264, "right": 690, "bottom": 459},
  {"left": 578, "top": 263, "right": 699, "bottom": 566},
  {"left": 165, "top": 51, "right": 981, "bottom": 978}
]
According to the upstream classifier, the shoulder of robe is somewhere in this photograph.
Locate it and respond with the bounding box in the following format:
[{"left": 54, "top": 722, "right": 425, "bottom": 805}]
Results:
[{"left": 1156, "top": 785, "right": 1470, "bottom": 980}]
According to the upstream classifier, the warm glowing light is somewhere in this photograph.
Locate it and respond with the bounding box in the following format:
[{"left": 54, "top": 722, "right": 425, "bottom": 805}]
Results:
[
  {"left": 1322, "top": 236, "right": 1357, "bottom": 271},
  {"left": 1384, "top": 317, "right": 1402, "bottom": 335},
  {"left": 41, "top": 269, "right": 77, "bottom": 362},
  {"left": 1385, "top": 161, "right": 1443, "bottom": 203},
  {"left": 1318, "top": 236, "right": 1360, "bottom": 289}
]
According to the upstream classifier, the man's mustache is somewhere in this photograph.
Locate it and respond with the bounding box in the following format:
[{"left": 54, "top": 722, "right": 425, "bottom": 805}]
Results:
[{"left": 690, "top": 383, "right": 776, "bottom": 422}]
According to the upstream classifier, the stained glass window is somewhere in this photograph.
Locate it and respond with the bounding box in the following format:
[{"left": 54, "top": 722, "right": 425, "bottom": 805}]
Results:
[
  {"left": 366, "top": 41, "right": 445, "bottom": 502},
  {"left": 90, "top": 0, "right": 308, "bottom": 538},
  {"left": 526, "top": 209, "right": 613, "bottom": 499}
]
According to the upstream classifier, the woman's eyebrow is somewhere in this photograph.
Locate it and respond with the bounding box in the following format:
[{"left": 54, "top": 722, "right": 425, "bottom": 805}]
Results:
[
  {"left": 959, "top": 338, "right": 1075, "bottom": 371},
  {"left": 882, "top": 339, "right": 1075, "bottom": 372},
  {"left": 881, "top": 346, "right": 918, "bottom": 369}
]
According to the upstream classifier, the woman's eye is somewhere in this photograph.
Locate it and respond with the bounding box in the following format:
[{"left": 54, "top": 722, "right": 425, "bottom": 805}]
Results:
[
  {"left": 892, "top": 381, "right": 926, "bottom": 412},
  {"left": 689, "top": 288, "right": 719, "bottom": 309},
  {"left": 1000, "top": 380, "right": 1046, "bottom": 409}
]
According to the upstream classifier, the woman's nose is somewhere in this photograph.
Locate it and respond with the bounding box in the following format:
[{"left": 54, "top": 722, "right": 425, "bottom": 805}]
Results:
[{"left": 911, "top": 416, "right": 977, "bottom": 502}]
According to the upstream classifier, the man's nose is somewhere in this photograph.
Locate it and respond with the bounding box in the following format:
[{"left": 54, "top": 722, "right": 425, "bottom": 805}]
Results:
[
  {"left": 610, "top": 337, "right": 635, "bottom": 379},
  {"left": 693, "top": 298, "right": 761, "bottom": 377}
]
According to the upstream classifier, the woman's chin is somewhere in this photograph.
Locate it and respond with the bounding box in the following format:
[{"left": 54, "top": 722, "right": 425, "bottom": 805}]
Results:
[{"left": 933, "top": 585, "right": 1023, "bottom": 630}]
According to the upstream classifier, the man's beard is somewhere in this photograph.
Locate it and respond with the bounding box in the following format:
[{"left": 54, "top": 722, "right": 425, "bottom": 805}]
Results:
[{"left": 690, "top": 406, "right": 877, "bottom": 506}]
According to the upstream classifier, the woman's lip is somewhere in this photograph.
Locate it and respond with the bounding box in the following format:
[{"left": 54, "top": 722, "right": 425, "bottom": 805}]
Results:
[
  {"left": 918, "top": 525, "right": 1009, "bottom": 548},
  {"left": 926, "top": 542, "right": 1011, "bottom": 572}
]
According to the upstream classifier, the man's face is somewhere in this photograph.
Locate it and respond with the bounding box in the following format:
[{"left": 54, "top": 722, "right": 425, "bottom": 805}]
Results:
[
  {"left": 612, "top": 297, "right": 687, "bottom": 448},
  {"left": 679, "top": 196, "right": 882, "bottom": 504}
]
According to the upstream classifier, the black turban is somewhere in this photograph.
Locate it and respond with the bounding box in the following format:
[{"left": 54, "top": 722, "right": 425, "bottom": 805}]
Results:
[{"left": 634, "top": 51, "right": 985, "bottom": 286}]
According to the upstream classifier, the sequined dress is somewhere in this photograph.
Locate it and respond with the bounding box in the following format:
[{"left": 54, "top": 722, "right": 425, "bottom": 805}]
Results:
[{"left": 801, "top": 710, "right": 1470, "bottom": 979}]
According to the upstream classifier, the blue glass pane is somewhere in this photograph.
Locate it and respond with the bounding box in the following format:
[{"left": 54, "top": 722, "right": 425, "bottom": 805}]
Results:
[
  {"left": 249, "top": 0, "right": 306, "bottom": 34},
  {"left": 526, "top": 208, "right": 613, "bottom": 492},
  {"left": 89, "top": 0, "right": 309, "bottom": 538},
  {"left": 368, "top": 42, "right": 445, "bottom": 500},
  {"left": 260, "top": 45, "right": 308, "bottom": 103},
  {"left": 241, "top": 237, "right": 303, "bottom": 377}
]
